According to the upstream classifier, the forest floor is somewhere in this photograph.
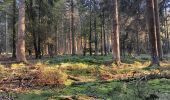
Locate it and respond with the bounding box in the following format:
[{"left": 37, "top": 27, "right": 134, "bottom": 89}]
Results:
[{"left": 0, "top": 54, "right": 170, "bottom": 100}]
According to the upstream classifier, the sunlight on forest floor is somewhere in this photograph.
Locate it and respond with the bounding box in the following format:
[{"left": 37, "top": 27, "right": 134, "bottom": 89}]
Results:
[{"left": 0, "top": 55, "right": 170, "bottom": 100}]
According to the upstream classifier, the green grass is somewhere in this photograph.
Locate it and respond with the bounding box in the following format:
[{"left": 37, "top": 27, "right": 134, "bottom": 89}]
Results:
[
  {"left": 15, "top": 79, "right": 170, "bottom": 100},
  {"left": 46, "top": 55, "right": 113, "bottom": 65}
]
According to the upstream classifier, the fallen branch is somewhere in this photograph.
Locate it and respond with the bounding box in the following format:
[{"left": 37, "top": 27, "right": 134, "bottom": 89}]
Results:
[{"left": 68, "top": 75, "right": 82, "bottom": 81}]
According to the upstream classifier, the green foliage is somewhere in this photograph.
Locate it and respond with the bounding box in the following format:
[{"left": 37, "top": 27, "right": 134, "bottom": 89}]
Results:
[
  {"left": 135, "top": 54, "right": 151, "bottom": 61},
  {"left": 148, "top": 78, "right": 170, "bottom": 92},
  {"left": 109, "top": 83, "right": 138, "bottom": 100},
  {"left": 0, "top": 0, "right": 13, "bottom": 11},
  {"left": 47, "top": 55, "right": 113, "bottom": 65}
]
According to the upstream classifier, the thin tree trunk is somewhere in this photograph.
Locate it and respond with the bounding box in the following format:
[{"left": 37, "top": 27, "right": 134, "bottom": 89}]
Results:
[
  {"left": 100, "top": 15, "right": 103, "bottom": 56},
  {"left": 103, "top": 11, "right": 107, "bottom": 56},
  {"left": 54, "top": 22, "right": 58, "bottom": 55},
  {"left": 136, "top": 31, "right": 140, "bottom": 55},
  {"left": 83, "top": 36, "right": 87, "bottom": 56},
  {"left": 89, "top": 0, "right": 92, "bottom": 56},
  {"left": 12, "top": 0, "right": 16, "bottom": 58},
  {"left": 94, "top": 16, "right": 98, "bottom": 56},
  {"left": 37, "top": 2, "right": 42, "bottom": 59},
  {"left": 69, "top": 14, "right": 72, "bottom": 54},
  {"left": 94, "top": 1, "right": 98, "bottom": 56},
  {"left": 5, "top": 13, "right": 8, "bottom": 55},
  {"left": 71, "top": 0, "right": 75, "bottom": 55},
  {"left": 37, "top": 35, "right": 41, "bottom": 59}
]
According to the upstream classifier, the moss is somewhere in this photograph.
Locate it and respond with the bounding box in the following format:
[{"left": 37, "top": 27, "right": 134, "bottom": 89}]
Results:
[
  {"left": 148, "top": 79, "right": 170, "bottom": 92},
  {"left": 15, "top": 78, "right": 170, "bottom": 100},
  {"left": 16, "top": 91, "right": 53, "bottom": 100}
]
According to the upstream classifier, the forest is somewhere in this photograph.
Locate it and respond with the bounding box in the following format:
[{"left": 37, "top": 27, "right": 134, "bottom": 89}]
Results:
[{"left": 0, "top": 0, "right": 170, "bottom": 100}]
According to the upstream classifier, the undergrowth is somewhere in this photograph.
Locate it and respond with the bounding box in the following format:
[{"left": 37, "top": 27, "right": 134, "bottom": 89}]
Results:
[{"left": 0, "top": 55, "right": 169, "bottom": 100}]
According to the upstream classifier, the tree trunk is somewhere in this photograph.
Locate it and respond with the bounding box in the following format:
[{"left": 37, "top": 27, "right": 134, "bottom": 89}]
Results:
[
  {"left": 29, "top": 0, "right": 38, "bottom": 59},
  {"left": 37, "top": 35, "right": 41, "bottom": 59},
  {"left": 103, "top": 11, "right": 107, "bottom": 56},
  {"left": 136, "top": 31, "right": 140, "bottom": 55},
  {"left": 5, "top": 13, "right": 8, "bottom": 55},
  {"left": 146, "top": 0, "right": 160, "bottom": 66},
  {"left": 71, "top": 0, "right": 75, "bottom": 55},
  {"left": 54, "top": 22, "right": 58, "bottom": 55},
  {"left": 12, "top": 0, "right": 16, "bottom": 58},
  {"left": 100, "top": 15, "right": 103, "bottom": 56},
  {"left": 112, "top": 0, "right": 121, "bottom": 66},
  {"left": 94, "top": 16, "right": 98, "bottom": 56},
  {"left": 94, "top": 1, "right": 98, "bottom": 56},
  {"left": 83, "top": 36, "right": 87, "bottom": 56},
  {"left": 16, "top": 0, "right": 27, "bottom": 62},
  {"left": 163, "top": 2, "right": 170, "bottom": 54},
  {"left": 89, "top": 0, "right": 92, "bottom": 56},
  {"left": 37, "top": 1, "right": 42, "bottom": 59},
  {"left": 33, "top": 31, "right": 38, "bottom": 58},
  {"left": 154, "top": 0, "right": 163, "bottom": 60}
]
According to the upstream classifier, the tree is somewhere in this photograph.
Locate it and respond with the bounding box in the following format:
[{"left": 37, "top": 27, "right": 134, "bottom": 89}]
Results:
[
  {"left": 12, "top": 0, "right": 16, "bottom": 58},
  {"left": 28, "top": 0, "right": 38, "bottom": 59},
  {"left": 154, "top": 0, "right": 163, "bottom": 60},
  {"left": 94, "top": 0, "right": 98, "bottom": 56},
  {"left": 89, "top": 0, "right": 92, "bottom": 56},
  {"left": 112, "top": 0, "right": 121, "bottom": 65},
  {"left": 146, "top": 0, "right": 160, "bottom": 66},
  {"left": 71, "top": 0, "right": 75, "bottom": 55},
  {"left": 16, "top": 0, "right": 27, "bottom": 62}
]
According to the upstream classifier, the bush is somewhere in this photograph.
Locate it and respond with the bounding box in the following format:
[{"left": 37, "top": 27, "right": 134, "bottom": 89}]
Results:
[
  {"left": 4, "top": 63, "right": 68, "bottom": 87},
  {"left": 0, "top": 65, "right": 10, "bottom": 79},
  {"left": 11, "top": 63, "right": 29, "bottom": 76},
  {"left": 37, "top": 67, "right": 68, "bottom": 86},
  {"left": 98, "top": 66, "right": 115, "bottom": 80}
]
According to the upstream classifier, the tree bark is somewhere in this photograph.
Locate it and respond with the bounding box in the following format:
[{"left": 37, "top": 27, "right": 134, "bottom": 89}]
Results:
[
  {"left": 16, "top": 0, "right": 27, "bottom": 62},
  {"left": 89, "top": 0, "right": 92, "bottom": 56},
  {"left": 94, "top": 16, "right": 98, "bottom": 56},
  {"left": 83, "top": 36, "right": 87, "bottom": 56},
  {"left": 36, "top": 2, "right": 42, "bottom": 59},
  {"left": 112, "top": 0, "right": 121, "bottom": 66},
  {"left": 146, "top": 0, "right": 160, "bottom": 66},
  {"left": 12, "top": 0, "right": 16, "bottom": 58},
  {"left": 103, "top": 11, "right": 107, "bottom": 56},
  {"left": 100, "top": 14, "right": 103, "bottom": 56},
  {"left": 29, "top": 0, "right": 38, "bottom": 59},
  {"left": 71, "top": 0, "right": 75, "bottom": 55},
  {"left": 154, "top": 0, "right": 163, "bottom": 60}
]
